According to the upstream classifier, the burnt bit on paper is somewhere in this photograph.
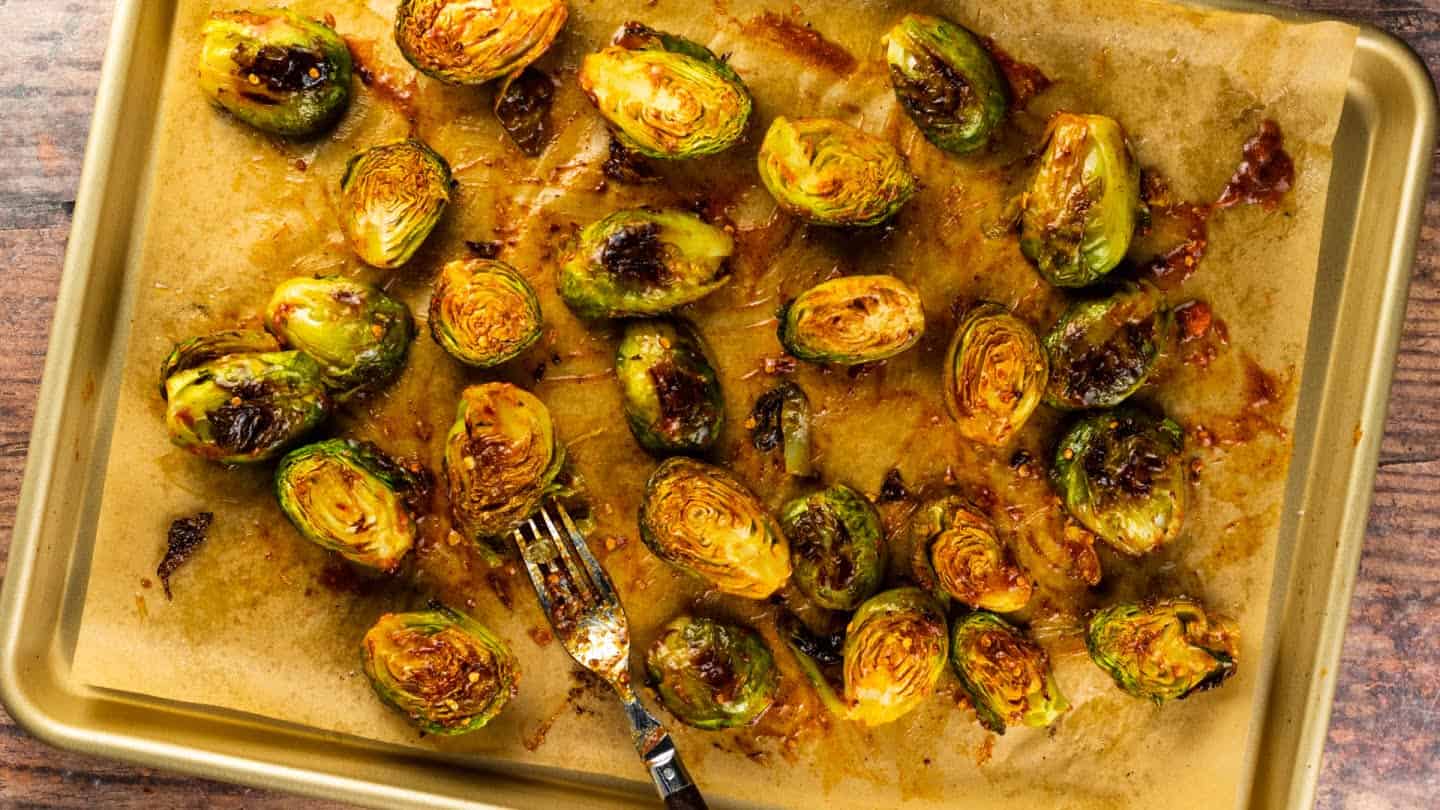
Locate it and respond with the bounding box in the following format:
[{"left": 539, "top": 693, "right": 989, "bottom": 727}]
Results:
[{"left": 158, "top": 511, "right": 213, "bottom": 600}]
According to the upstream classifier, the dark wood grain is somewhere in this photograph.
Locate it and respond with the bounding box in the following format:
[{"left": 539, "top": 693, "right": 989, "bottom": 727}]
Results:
[{"left": 0, "top": 0, "right": 1435, "bottom": 807}]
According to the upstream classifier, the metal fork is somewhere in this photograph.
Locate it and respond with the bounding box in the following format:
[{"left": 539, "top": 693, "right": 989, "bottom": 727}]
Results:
[{"left": 513, "top": 503, "right": 708, "bottom": 810}]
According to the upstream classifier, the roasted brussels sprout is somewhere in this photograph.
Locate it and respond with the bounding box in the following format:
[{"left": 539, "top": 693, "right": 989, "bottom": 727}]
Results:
[
  {"left": 944, "top": 303, "right": 1047, "bottom": 446},
  {"left": 1052, "top": 408, "right": 1187, "bottom": 556},
  {"left": 558, "top": 208, "right": 733, "bottom": 319},
  {"left": 781, "top": 486, "right": 884, "bottom": 611},
  {"left": 163, "top": 344, "right": 330, "bottom": 464},
  {"left": 1020, "top": 113, "right": 1143, "bottom": 287},
  {"left": 265, "top": 276, "right": 413, "bottom": 398},
  {"left": 615, "top": 319, "right": 724, "bottom": 454},
  {"left": 749, "top": 382, "right": 813, "bottom": 477},
  {"left": 883, "top": 14, "right": 1008, "bottom": 154},
  {"left": 639, "top": 458, "right": 791, "bottom": 599},
  {"left": 275, "top": 439, "right": 424, "bottom": 571},
  {"left": 429, "top": 259, "right": 543, "bottom": 368},
  {"left": 1087, "top": 598, "right": 1238, "bottom": 702},
  {"left": 580, "top": 23, "right": 751, "bottom": 159},
  {"left": 645, "top": 615, "right": 779, "bottom": 729},
  {"left": 950, "top": 611, "right": 1068, "bottom": 733},
  {"left": 198, "top": 9, "right": 352, "bottom": 138},
  {"left": 1043, "top": 281, "right": 1173, "bottom": 410},
  {"left": 158, "top": 329, "right": 280, "bottom": 397},
  {"left": 339, "top": 140, "right": 452, "bottom": 270},
  {"left": 840, "top": 588, "right": 948, "bottom": 726},
  {"left": 394, "top": 0, "right": 568, "bottom": 86},
  {"left": 779, "top": 275, "right": 925, "bottom": 365},
  {"left": 361, "top": 606, "right": 519, "bottom": 734},
  {"left": 758, "top": 117, "right": 918, "bottom": 227},
  {"left": 444, "top": 383, "right": 564, "bottom": 558},
  {"left": 911, "top": 496, "right": 1032, "bottom": 614}
]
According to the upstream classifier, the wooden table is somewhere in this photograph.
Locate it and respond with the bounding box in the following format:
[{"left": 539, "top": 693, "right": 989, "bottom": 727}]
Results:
[{"left": 0, "top": 0, "right": 1435, "bottom": 807}]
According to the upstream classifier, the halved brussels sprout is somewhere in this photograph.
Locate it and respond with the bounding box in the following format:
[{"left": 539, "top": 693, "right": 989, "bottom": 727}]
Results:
[
  {"left": 749, "top": 382, "right": 813, "bottom": 477},
  {"left": 780, "top": 485, "right": 884, "bottom": 611},
  {"left": 950, "top": 611, "right": 1068, "bottom": 733},
  {"left": 639, "top": 457, "right": 791, "bottom": 599},
  {"left": 1020, "top": 113, "right": 1143, "bottom": 287},
  {"left": 758, "top": 117, "right": 918, "bottom": 227},
  {"left": 1087, "top": 598, "right": 1238, "bottom": 702},
  {"left": 558, "top": 208, "right": 733, "bottom": 319},
  {"left": 616, "top": 319, "right": 724, "bottom": 454},
  {"left": 883, "top": 14, "right": 1008, "bottom": 154},
  {"left": 645, "top": 615, "right": 778, "bottom": 729},
  {"left": 275, "top": 439, "right": 424, "bottom": 571},
  {"left": 779, "top": 275, "right": 925, "bottom": 365},
  {"left": 163, "top": 346, "right": 330, "bottom": 464},
  {"left": 339, "top": 140, "right": 452, "bottom": 270},
  {"left": 198, "top": 9, "right": 352, "bottom": 138},
  {"left": 1052, "top": 408, "right": 1187, "bottom": 556},
  {"left": 944, "top": 303, "right": 1047, "bottom": 446},
  {"left": 842, "top": 588, "right": 948, "bottom": 726},
  {"left": 159, "top": 329, "right": 280, "bottom": 398},
  {"left": 266, "top": 276, "right": 414, "bottom": 398},
  {"left": 579, "top": 22, "right": 752, "bottom": 159},
  {"left": 361, "top": 606, "right": 519, "bottom": 734},
  {"left": 429, "top": 259, "right": 543, "bottom": 368},
  {"left": 1043, "top": 281, "right": 1173, "bottom": 410},
  {"left": 911, "top": 496, "right": 1032, "bottom": 614},
  {"left": 394, "top": 0, "right": 568, "bottom": 86},
  {"left": 444, "top": 383, "right": 564, "bottom": 559}
]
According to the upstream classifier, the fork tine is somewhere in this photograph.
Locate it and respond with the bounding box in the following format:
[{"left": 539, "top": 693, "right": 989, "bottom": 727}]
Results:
[
  {"left": 540, "top": 504, "right": 598, "bottom": 602},
  {"left": 512, "top": 517, "right": 563, "bottom": 618},
  {"left": 554, "top": 503, "right": 619, "bottom": 609}
]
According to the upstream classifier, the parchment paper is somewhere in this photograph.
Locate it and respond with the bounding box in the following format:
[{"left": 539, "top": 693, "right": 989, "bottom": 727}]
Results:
[{"left": 72, "top": 1, "right": 1355, "bottom": 807}]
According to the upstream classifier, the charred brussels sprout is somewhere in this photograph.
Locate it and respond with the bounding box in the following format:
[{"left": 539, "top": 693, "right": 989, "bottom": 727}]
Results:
[
  {"left": 445, "top": 383, "right": 564, "bottom": 558},
  {"left": 159, "top": 329, "right": 280, "bottom": 397},
  {"left": 749, "top": 382, "right": 813, "bottom": 477},
  {"left": 394, "top": 0, "right": 568, "bottom": 86},
  {"left": 1020, "top": 113, "right": 1143, "bottom": 287},
  {"left": 883, "top": 14, "right": 1008, "bottom": 154},
  {"left": 1087, "top": 598, "right": 1238, "bottom": 702},
  {"left": 911, "top": 497, "right": 1033, "bottom": 614},
  {"left": 361, "top": 606, "right": 519, "bottom": 734},
  {"left": 780, "top": 486, "right": 884, "bottom": 611},
  {"left": 1052, "top": 408, "right": 1186, "bottom": 556},
  {"left": 265, "top": 276, "right": 413, "bottom": 398},
  {"left": 339, "top": 141, "right": 452, "bottom": 270},
  {"left": 758, "top": 117, "right": 918, "bottom": 227},
  {"left": 944, "top": 303, "right": 1047, "bottom": 446},
  {"left": 639, "top": 458, "right": 791, "bottom": 599},
  {"left": 616, "top": 319, "right": 724, "bottom": 454},
  {"left": 1043, "top": 281, "right": 1173, "bottom": 410},
  {"left": 950, "top": 611, "right": 1068, "bottom": 733},
  {"left": 198, "top": 9, "right": 352, "bottom": 137},
  {"left": 645, "top": 615, "right": 778, "bottom": 729},
  {"left": 429, "top": 259, "right": 543, "bottom": 368},
  {"left": 841, "top": 588, "right": 948, "bottom": 726},
  {"left": 558, "top": 208, "right": 733, "bottom": 319},
  {"left": 162, "top": 343, "right": 329, "bottom": 464},
  {"left": 580, "top": 22, "right": 752, "bottom": 159},
  {"left": 275, "top": 439, "right": 424, "bottom": 571},
  {"left": 779, "top": 275, "right": 925, "bottom": 365}
]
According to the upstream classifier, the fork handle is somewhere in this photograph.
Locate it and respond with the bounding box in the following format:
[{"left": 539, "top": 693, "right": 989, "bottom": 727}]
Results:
[{"left": 621, "top": 697, "right": 708, "bottom": 809}]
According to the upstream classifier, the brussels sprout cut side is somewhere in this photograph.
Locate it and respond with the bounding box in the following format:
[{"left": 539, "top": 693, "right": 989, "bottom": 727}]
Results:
[
  {"left": 884, "top": 14, "right": 1009, "bottom": 154},
  {"left": 841, "top": 588, "right": 949, "bottom": 726},
  {"left": 266, "top": 276, "right": 414, "bottom": 399},
  {"left": 430, "top": 259, "right": 544, "bottom": 368},
  {"left": 276, "top": 439, "right": 424, "bottom": 571},
  {"left": 911, "top": 496, "right": 1033, "bottom": 614},
  {"left": 950, "top": 611, "right": 1068, "bottom": 733},
  {"left": 1087, "top": 598, "right": 1238, "bottom": 702},
  {"left": 198, "top": 9, "right": 353, "bottom": 138},
  {"left": 362, "top": 606, "right": 519, "bottom": 734},
  {"left": 944, "top": 303, "right": 1047, "bottom": 446},
  {"left": 1043, "top": 281, "right": 1173, "bottom": 410},
  {"left": 758, "top": 117, "right": 918, "bottom": 227},
  {"left": 580, "top": 22, "right": 753, "bottom": 159},
  {"left": 339, "top": 140, "right": 452, "bottom": 270},
  {"left": 1020, "top": 113, "right": 1143, "bottom": 287},
  {"left": 1052, "top": 408, "right": 1187, "bottom": 556},
  {"left": 616, "top": 319, "right": 725, "bottom": 454},
  {"left": 781, "top": 486, "right": 884, "bottom": 611},
  {"left": 645, "top": 615, "right": 779, "bottom": 729},
  {"left": 558, "top": 208, "right": 733, "bottom": 319},
  {"left": 395, "top": 0, "right": 569, "bottom": 86},
  {"left": 779, "top": 275, "right": 926, "bottom": 366},
  {"left": 639, "top": 457, "right": 791, "bottom": 599}
]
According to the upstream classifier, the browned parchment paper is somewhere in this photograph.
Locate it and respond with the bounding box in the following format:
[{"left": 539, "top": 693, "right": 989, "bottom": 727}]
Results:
[{"left": 73, "top": 0, "right": 1355, "bottom": 807}]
